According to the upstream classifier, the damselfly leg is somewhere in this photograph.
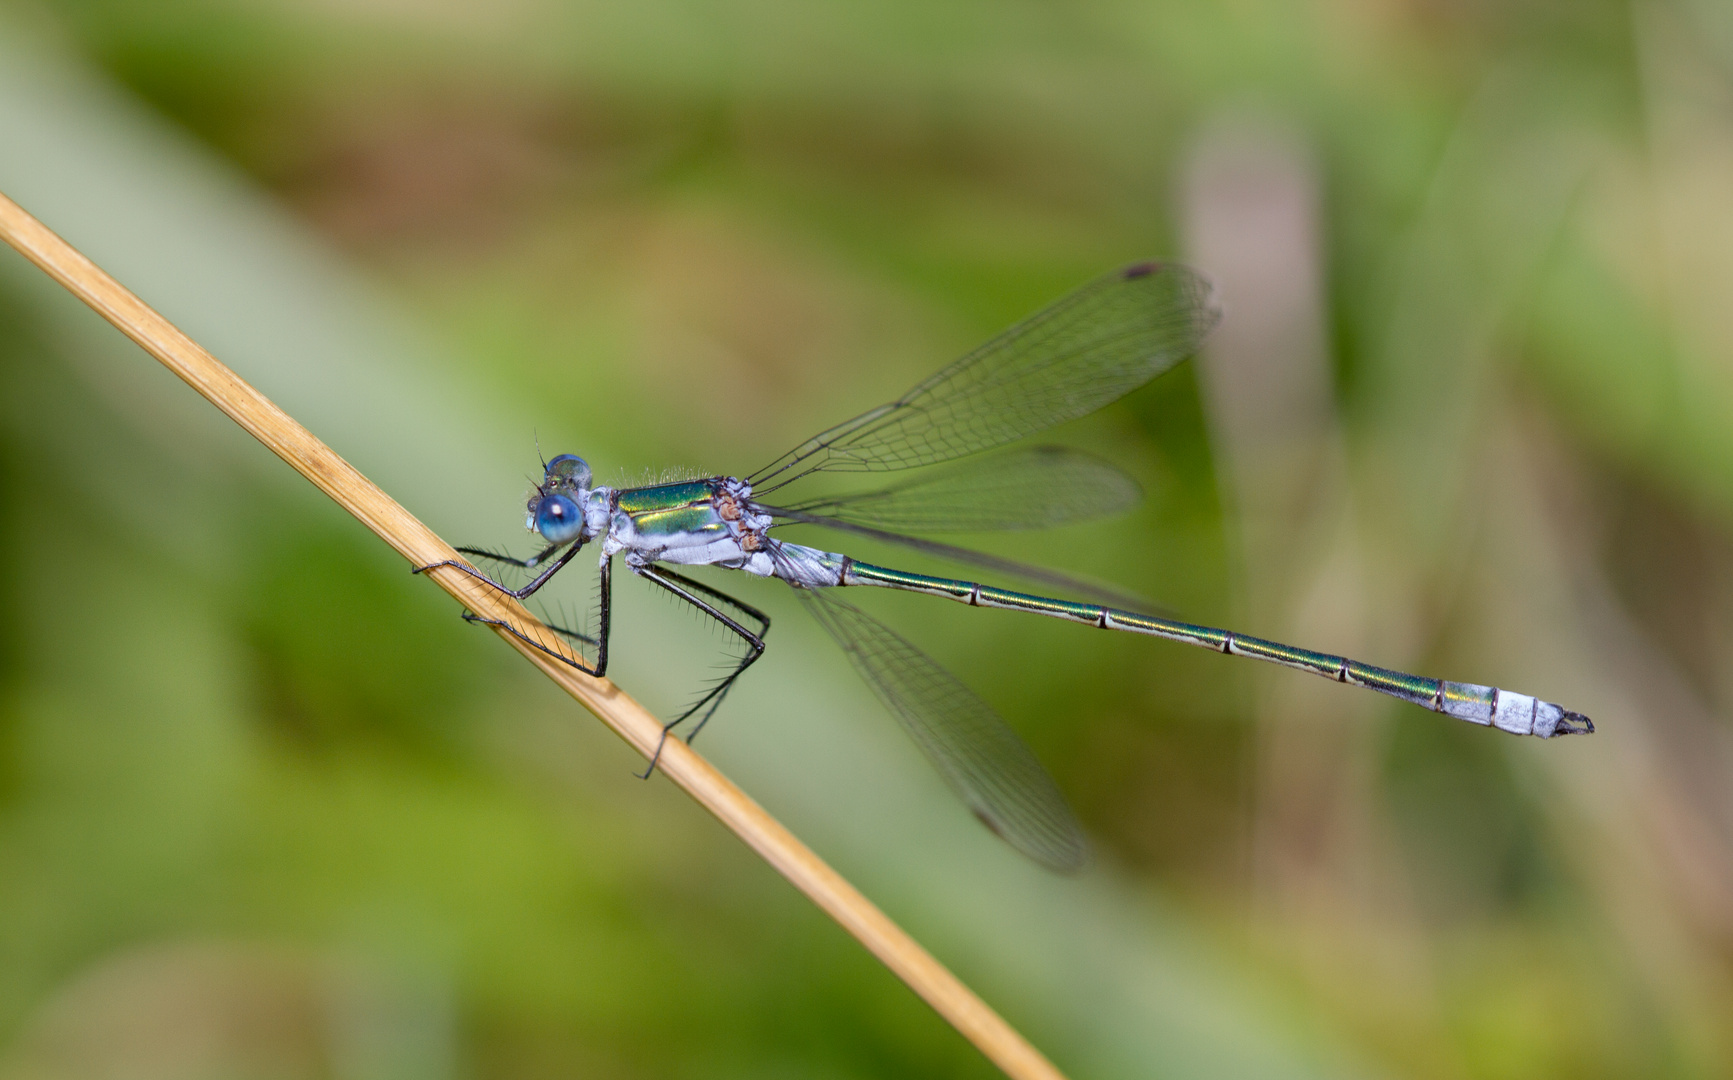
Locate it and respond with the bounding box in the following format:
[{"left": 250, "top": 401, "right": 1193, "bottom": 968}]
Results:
[
  {"left": 632, "top": 566, "right": 769, "bottom": 777},
  {"left": 461, "top": 612, "right": 596, "bottom": 647},
  {"left": 416, "top": 539, "right": 586, "bottom": 601},
  {"left": 437, "top": 540, "right": 770, "bottom": 768},
  {"left": 454, "top": 552, "right": 612, "bottom": 679}
]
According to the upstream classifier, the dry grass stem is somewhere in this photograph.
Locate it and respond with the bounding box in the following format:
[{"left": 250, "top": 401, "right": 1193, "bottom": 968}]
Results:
[{"left": 0, "top": 188, "right": 1068, "bottom": 1080}]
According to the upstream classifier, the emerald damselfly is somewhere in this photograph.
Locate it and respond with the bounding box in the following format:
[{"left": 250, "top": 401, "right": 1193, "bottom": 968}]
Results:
[{"left": 422, "top": 262, "right": 1592, "bottom": 871}]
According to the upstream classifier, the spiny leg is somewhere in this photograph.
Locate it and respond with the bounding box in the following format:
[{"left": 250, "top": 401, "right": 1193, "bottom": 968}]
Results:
[
  {"left": 632, "top": 565, "right": 769, "bottom": 777},
  {"left": 652, "top": 568, "right": 771, "bottom": 742},
  {"left": 461, "top": 555, "right": 613, "bottom": 678},
  {"left": 454, "top": 542, "right": 563, "bottom": 570},
  {"left": 414, "top": 538, "right": 586, "bottom": 601},
  {"left": 538, "top": 620, "right": 599, "bottom": 648},
  {"left": 453, "top": 546, "right": 597, "bottom": 645},
  {"left": 461, "top": 612, "right": 596, "bottom": 648}
]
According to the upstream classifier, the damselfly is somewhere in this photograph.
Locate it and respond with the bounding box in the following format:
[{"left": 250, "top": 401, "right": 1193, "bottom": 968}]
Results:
[{"left": 423, "top": 262, "right": 1593, "bottom": 871}]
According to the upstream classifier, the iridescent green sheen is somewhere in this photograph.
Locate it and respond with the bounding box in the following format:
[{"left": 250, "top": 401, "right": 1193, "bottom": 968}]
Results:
[
  {"left": 1100, "top": 611, "right": 1228, "bottom": 650},
  {"left": 846, "top": 562, "right": 973, "bottom": 601},
  {"left": 618, "top": 480, "right": 726, "bottom": 538},
  {"left": 617, "top": 480, "right": 714, "bottom": 513},
  {"left": 1344, "top": 661, "right": 1439, "bottom": 707},
  {"left": 1227, "top": 635, "right": 1343, "bottom": 678},
  {"left": 974, "top": 585, "right": 1100, "bottom": 623}
]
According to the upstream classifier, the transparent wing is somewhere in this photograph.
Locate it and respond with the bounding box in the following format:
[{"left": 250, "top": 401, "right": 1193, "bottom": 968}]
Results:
[
  {"left": 749, "top": 262, "right": 1218, "bottom": 493},
  {"left": 799, "top": 588, "right": 1088, "bottom": 871},
  {"left": 758, "top": 446, "right": 1154, "bottom": 610},
  {"left": 771, "top": 446, "right": 1141, "bottom": 533}
]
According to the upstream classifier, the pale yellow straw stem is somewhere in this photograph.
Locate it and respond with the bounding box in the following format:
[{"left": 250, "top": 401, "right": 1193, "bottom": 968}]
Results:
[{"left": 0, "top": 189, "right": 1068, "bottom": 1080}]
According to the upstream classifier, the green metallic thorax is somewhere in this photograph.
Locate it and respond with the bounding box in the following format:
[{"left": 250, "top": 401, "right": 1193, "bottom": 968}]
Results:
[{"left": 616, "top": 480, "right": 726, "bottom": 539}]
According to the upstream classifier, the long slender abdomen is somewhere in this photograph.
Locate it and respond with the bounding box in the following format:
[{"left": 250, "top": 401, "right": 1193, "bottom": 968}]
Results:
[{"left": 839, "top": 560, "right": 1592, "bottom": 738}]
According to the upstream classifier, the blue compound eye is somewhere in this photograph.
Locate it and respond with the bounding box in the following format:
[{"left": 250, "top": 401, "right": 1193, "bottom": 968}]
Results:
[{"left": 534, "top": 494, "right": 584, "bottom": 544}]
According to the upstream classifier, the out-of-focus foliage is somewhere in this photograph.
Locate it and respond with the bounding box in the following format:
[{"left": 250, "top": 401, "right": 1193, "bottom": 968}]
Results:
[{"left": 3, "top": 0, "right": 1733, "bottom": 1077}]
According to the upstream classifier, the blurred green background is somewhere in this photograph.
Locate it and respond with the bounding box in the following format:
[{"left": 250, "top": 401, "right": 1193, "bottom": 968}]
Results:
[{"left": 2, "top": 0, "right": 1732, "bottom": 1077}]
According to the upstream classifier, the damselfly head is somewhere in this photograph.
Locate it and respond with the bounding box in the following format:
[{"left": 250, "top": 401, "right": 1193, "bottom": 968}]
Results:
[
  {"left": 544, "top": 454, "right": 592, "bottom": 496},
  {"left": 523, "top": 454, "right": 591, "bottom": 542}
]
